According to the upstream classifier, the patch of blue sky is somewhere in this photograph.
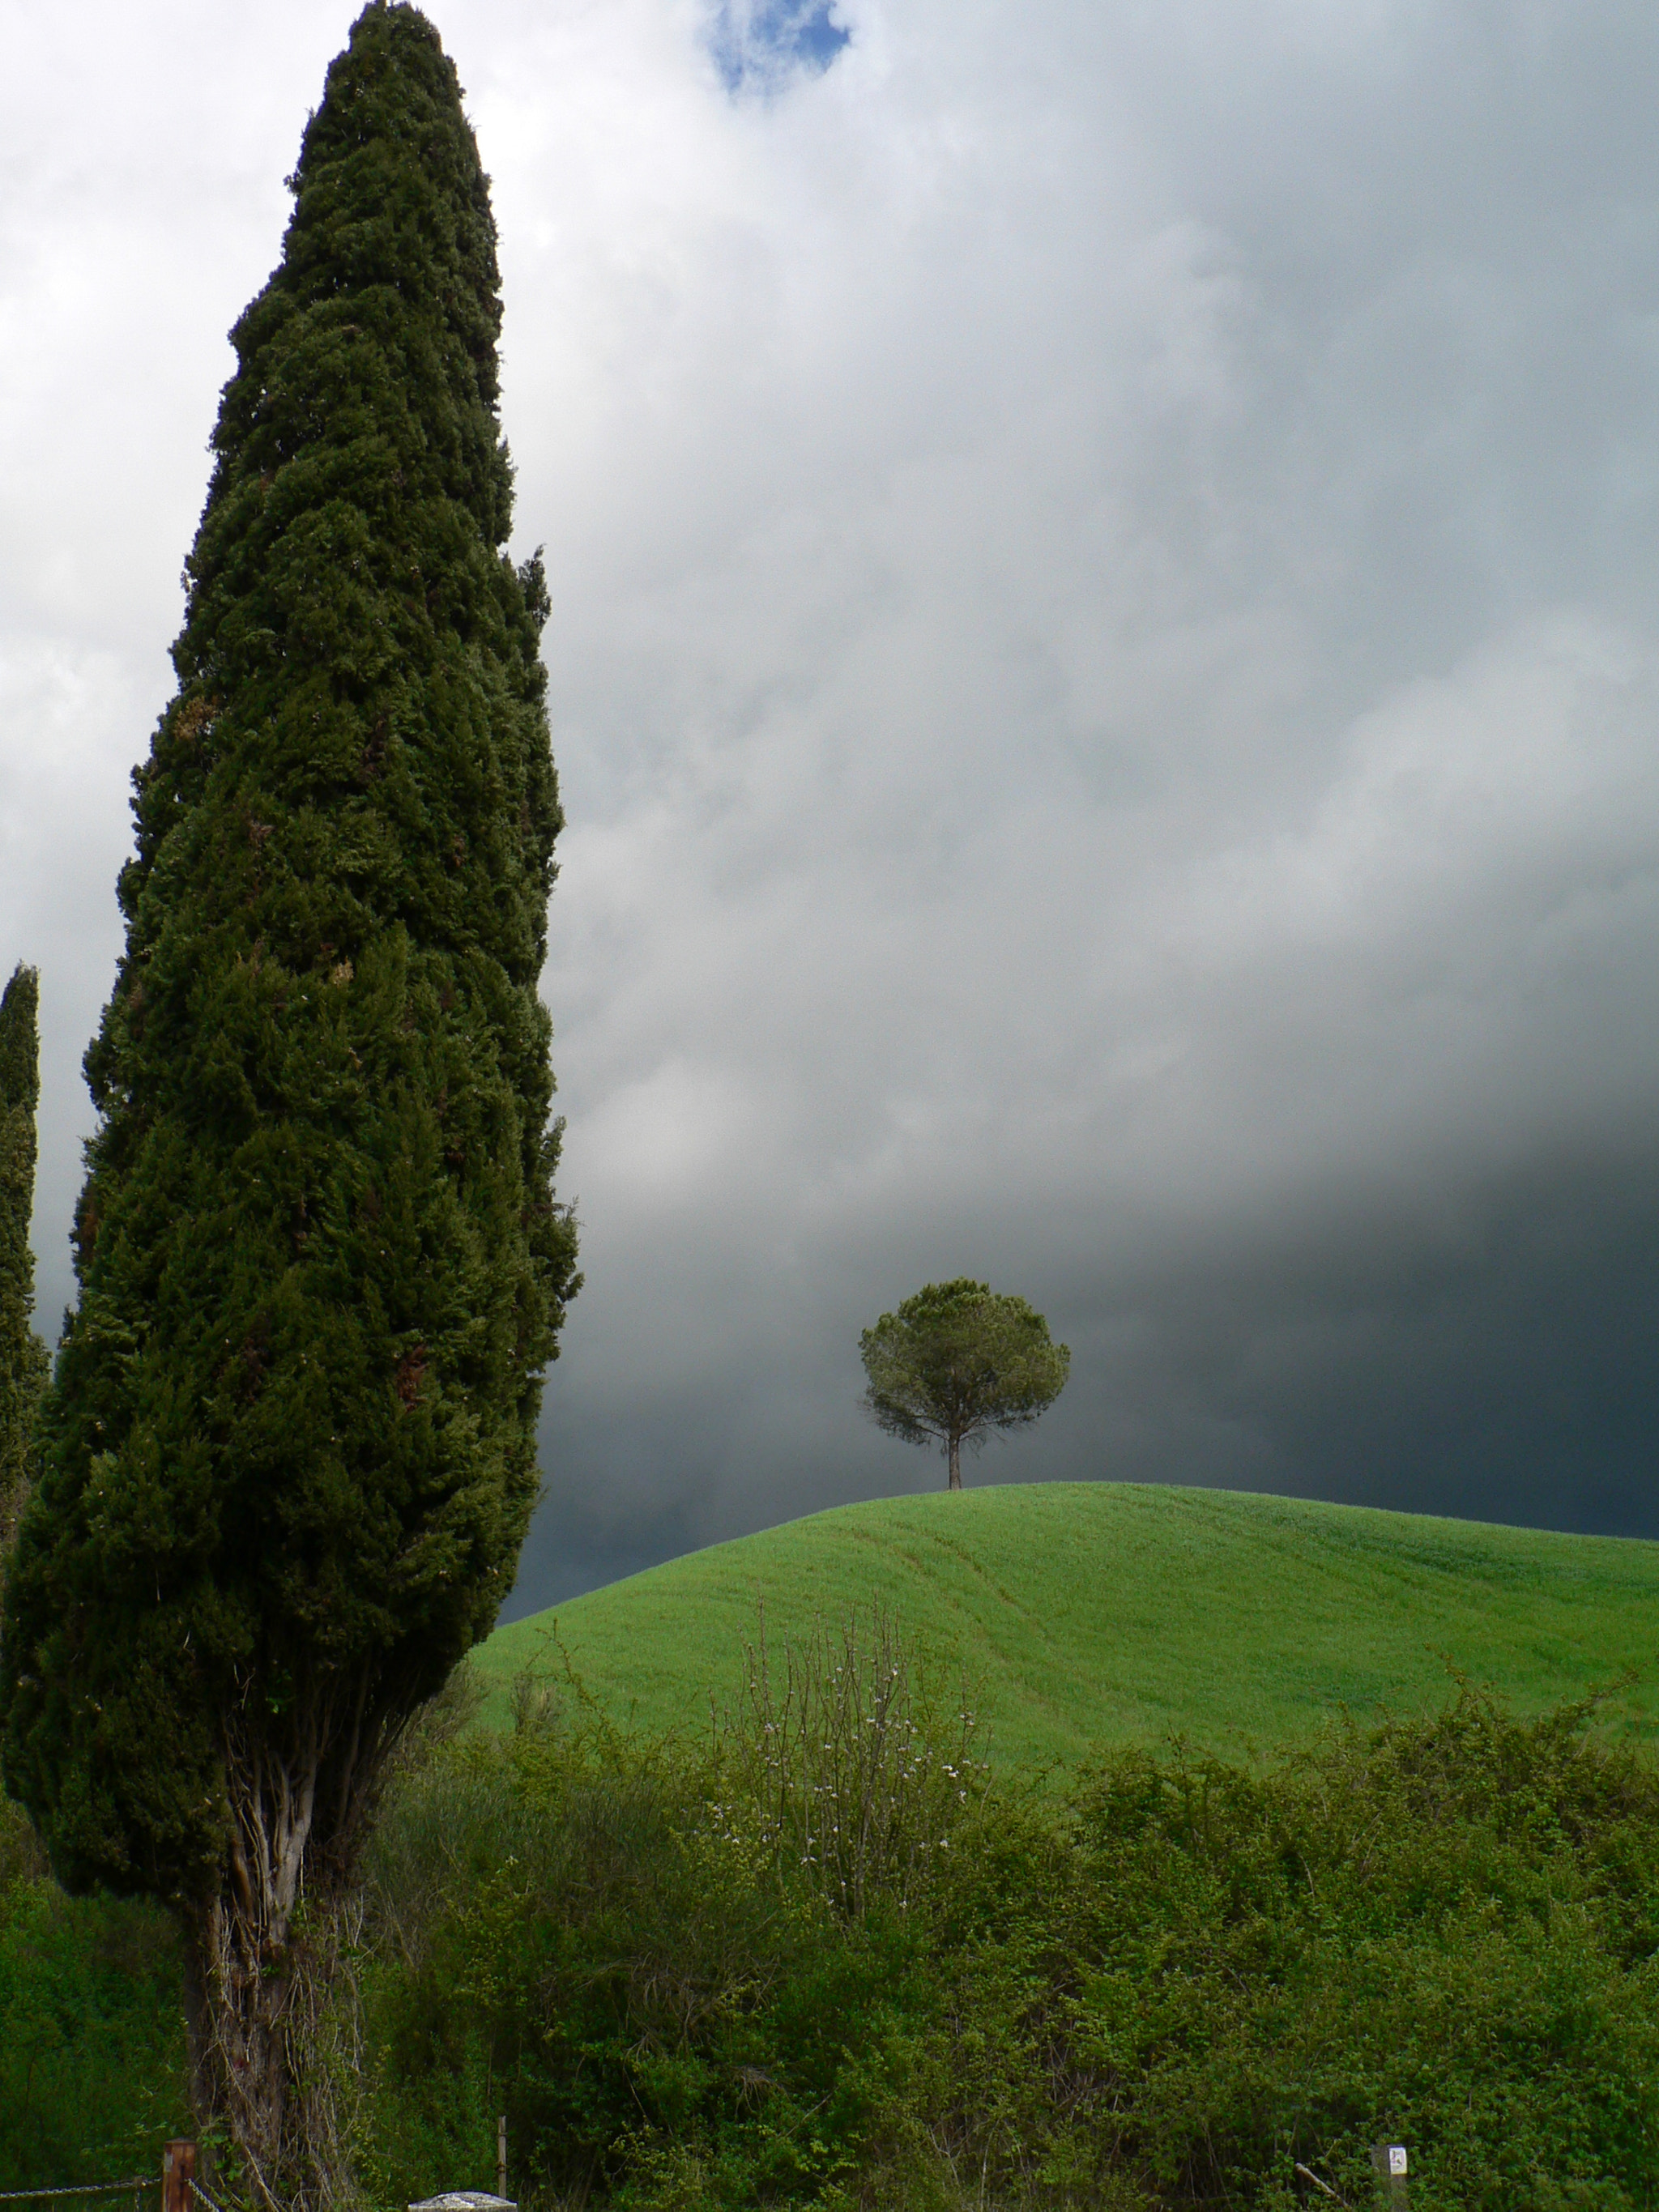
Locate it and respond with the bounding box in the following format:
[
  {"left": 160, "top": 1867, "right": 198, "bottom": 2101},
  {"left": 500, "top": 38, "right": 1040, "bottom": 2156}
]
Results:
[{"left": 710, "top": 0, "right": 851, "bottom": 96}]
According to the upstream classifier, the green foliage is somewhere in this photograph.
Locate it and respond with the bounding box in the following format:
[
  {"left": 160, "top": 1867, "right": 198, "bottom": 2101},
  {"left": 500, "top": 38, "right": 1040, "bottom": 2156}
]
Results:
[
  {"left": 348, "top": 1633, "right": 1659, "bottom": 2210},
  {"left": 0, "top": 1798, "right": 190, "bottom": 2188},
  {"left": 920, "top": 1693, "right": 1659, "bottom": 2209},
  {"left": 357, "top": 1620, "right": 983, "bottom": 2211},
  {"left": 476, "top": 1485, "right": 1659, "bottom": 1767},
  {"left": 8, "top": 1647, "right": 1659, "bottom": 2206},
  {"left": 0, "top": 0, "right": 578, "bottom": 1913},
  {"left": 860, "top": 1281, "right": 1069, "bottom": 1487},
  {"left": 0, "top": 963, "right": 46, "bottom": 1558}
]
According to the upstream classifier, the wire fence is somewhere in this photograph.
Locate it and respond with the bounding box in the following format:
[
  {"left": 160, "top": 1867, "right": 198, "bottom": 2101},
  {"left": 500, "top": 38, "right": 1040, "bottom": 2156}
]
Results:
[
  {"left": 0, "top": 2158, "right": 218, "bottom": 2212},
  {"left": 3, "top": 2159, "right": 264, "bottom": 2212},
  {"left": 0, "top": 2186, "right": 155, "bottom": 2208}
]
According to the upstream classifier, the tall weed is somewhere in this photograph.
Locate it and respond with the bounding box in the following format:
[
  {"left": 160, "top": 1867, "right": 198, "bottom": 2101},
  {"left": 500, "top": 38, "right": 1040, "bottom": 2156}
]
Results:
[{"left": 708, "top": 1601, "right": 989, "bottom": 1919}]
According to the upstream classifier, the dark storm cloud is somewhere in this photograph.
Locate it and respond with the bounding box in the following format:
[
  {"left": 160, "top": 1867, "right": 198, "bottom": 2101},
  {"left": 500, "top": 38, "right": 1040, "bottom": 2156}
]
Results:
[
  {"left": 3, "top": 1, "right": 1658, "bottom": 1620},
  {"left": 520, "top": 1134, "right": 1659, "bottom": 1616}
]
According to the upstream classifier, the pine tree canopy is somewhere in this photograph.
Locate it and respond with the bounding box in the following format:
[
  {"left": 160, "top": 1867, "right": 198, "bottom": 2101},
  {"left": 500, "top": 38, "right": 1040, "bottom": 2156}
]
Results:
[
  {"left": 859, "top": 1280, "right": 1070, "bottom": 1490},
  {"left": 0, "top": 964, "right": 45, "bottom": 1554},
  {"left": 0, "top": 1, "right": 578, "bottom": 1920}
]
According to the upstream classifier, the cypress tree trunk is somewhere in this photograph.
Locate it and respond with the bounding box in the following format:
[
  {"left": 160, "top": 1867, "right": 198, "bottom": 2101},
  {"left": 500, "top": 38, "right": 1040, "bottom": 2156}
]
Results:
[
  {"left": 0, "top": 9, "right": 578, "bottom": 2202},
  {"left": 0, "top": 965, "right": 45, "bottom": 1557}
]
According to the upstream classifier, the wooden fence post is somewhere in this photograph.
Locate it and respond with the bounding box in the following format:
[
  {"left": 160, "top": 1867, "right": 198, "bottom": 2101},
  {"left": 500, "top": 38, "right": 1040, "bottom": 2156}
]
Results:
[
  {"left": 162, "top": 2142, "right": 197, "bottom": 2212},
  {"left": 1370, "top": 2143, "right": 1409, "bottom": 2208}
]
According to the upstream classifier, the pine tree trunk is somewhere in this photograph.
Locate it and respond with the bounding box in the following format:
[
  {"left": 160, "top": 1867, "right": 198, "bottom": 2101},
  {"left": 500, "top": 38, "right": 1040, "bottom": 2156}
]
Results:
[{"left": 178, "top": 1943, "right": 225, "bottom": 2166}]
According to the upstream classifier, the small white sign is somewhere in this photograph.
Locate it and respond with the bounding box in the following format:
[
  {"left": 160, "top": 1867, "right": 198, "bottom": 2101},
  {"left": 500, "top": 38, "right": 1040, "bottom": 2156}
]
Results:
[{"left": 1388, "top": 2147, "right": 1409, "bottom": 2177}]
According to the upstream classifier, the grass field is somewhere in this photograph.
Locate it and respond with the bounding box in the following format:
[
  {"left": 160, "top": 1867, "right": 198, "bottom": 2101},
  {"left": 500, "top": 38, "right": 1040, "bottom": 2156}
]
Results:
[{"left": 476, "top": 1482, "right": 1659, "bottom": 1770}]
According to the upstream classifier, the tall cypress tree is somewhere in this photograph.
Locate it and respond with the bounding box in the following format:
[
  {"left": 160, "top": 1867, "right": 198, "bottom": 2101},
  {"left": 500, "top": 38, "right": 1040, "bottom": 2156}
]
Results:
[
  {"left": 0, "top": 965, "right": 45, "bottom": 1556},
  {"left": 0, "top": 7, "right": 578, "bottom": 2198}
]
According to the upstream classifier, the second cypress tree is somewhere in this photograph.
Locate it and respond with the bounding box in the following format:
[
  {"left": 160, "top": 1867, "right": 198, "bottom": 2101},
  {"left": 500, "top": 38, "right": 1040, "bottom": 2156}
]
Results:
[
  {"left": 0, "top": 8, "right": 578, "bottom": 2199},
  {"left": 0, "top": 965, "right": 45, "bottom": 1558}
]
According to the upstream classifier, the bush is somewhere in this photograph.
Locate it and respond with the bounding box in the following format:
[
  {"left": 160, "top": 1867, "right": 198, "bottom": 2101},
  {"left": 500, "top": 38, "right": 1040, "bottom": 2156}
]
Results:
[
  {"left": 902, "top": 1690, "right": 1659, "bottom": 2210},
  {"left": 356, "top": 1665, "right": 1659, "bottom": 2212},
  {"left": 358, "top": 1612, "right": 983, "bottom": 2209},
  {"left": 708, "top": 1601, "right": 989, "bottom": 1920},
  {"left": 9, "top": 1630, "right": 1659, "bottom": 2210},
  {"left": 0, "top": 1797, "right": 191, "bottom": 2189}
]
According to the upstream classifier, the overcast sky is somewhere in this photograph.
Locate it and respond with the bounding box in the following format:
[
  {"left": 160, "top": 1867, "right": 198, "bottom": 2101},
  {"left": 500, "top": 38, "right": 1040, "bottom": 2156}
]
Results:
[{"left": 5, "top": 0, "right": 1659, "bottom": 1615}]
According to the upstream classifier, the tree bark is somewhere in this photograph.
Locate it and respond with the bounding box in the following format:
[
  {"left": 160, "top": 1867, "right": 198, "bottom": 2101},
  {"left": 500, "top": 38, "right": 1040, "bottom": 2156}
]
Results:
[
  {"left": 181, "top": 1703, "right": 377, "bottom": 2212},
  {"left": 184, "top": 1873, "right": 361, "bottom": 2212},
  {"left": 185, "top": 1897, "right": 293, "bottom": 2203},
  {"left": 948, "top": 1433, "right": 962, "bottom": 1489}
]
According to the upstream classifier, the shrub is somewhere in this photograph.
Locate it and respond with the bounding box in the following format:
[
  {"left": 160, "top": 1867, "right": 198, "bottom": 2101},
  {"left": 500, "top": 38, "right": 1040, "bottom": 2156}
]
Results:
[
  {"left": 356, "top": 1615, "right": 984, "bottom": 2208},
  {"left": 902, "top": 1690, "right": 1659, "bottom": 2210},
  {"left": 11, "top": 1630, "right": 1659, "bottom": 2210},
  {"left": 0, "top": 1797, "right": 190, "bottom": 2189},
  {"left": 356, "top": 1677, "right": 1659, "bottom": 2210}
]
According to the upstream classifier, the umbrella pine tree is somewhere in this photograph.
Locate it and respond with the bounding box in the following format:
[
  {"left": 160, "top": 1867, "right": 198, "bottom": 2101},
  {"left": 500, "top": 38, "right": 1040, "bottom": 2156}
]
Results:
[
  {"left": 0, "top": 6, "right": 578, "bottom": 2199},
  {"left": 859, "top": 1280, "right": 1070, "bottom": 1489}
]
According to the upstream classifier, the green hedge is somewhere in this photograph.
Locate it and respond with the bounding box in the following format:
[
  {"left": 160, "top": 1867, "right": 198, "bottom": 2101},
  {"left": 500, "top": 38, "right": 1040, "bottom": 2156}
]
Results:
[
  {"left": 6, "top": 1639, "right": 1658, "bottom": 2208},
  {"left": 356, "top": 1643, "right": 1659, "bottom": 2209}
]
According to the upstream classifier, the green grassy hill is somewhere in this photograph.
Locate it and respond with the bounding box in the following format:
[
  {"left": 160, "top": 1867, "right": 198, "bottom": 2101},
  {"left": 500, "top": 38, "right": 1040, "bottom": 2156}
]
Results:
[{"left": 476, "top": 1482, "right": 1659, "bottom": 1769}]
